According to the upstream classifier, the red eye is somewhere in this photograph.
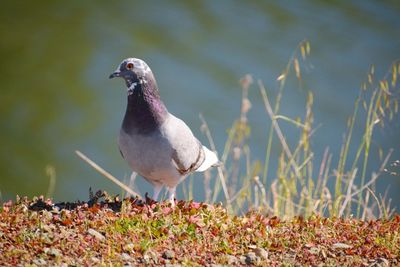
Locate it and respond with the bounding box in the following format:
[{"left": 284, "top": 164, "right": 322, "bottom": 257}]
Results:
[{"left": 126, "top": 63, "right": 134, "bottom": 70}]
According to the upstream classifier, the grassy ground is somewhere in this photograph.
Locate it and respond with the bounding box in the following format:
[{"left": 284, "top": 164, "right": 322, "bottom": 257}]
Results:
[{"left": 0, "top": 196, "right": 399, "bottom": 266}]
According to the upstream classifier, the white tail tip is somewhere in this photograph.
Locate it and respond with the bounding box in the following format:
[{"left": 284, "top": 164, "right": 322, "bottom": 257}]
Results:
[{"left": 195, "top": 146, "right": 219, "bottom": 172}]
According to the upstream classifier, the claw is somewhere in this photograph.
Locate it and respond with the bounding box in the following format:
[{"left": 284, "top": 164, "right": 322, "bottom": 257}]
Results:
[{"left": 145, "top": 192, "right": 158, "bottom": 205}]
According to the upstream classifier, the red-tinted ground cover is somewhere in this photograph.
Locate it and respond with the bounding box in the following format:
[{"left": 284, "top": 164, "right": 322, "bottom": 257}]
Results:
[{"left": 0, "top": 195, "right": 399, "bottom": 266}]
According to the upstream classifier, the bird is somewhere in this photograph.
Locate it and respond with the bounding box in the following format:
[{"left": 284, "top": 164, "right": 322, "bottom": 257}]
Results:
[{"left": 109, "top": 58, "right": 219, "bottom": 205}]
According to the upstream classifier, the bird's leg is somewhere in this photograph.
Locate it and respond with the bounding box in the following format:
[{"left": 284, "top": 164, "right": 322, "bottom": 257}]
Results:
[
  {"left": 152, "top": 184, "right": 163, "bottom": 201},
  {"left": 167, "top": 187, "right": 176, "bottom": 207},
  {"left": 127, "top": 172, "right": 137, "bottom": 197},
  {"left": 144, "top": 184, "right": 162, "bottom": 205}
]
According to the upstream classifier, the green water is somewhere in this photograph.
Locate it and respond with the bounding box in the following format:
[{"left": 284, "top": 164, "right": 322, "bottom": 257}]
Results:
[{"left": 1, "top": 1, "right": 399, "bottom": 211}]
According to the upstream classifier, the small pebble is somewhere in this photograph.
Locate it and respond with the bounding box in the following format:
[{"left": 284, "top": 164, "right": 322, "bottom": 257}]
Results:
[
  {"left": 332, "top": 242, "right": 352, "bottom": 249},
  {"left": 225, "top": 254, "right": 238, "bottom": 265},
  {"left": 243, "top": 252, "right": 259, "bottom": 265},
  {"left": 377, "top": 258, "right": 389, "bottom": 266},
  {"left": 91, "top": 257, "right": 100, "bottom": 263},
  {"left": 121, "top": 252, "right": 131, "bottom": 261},
  {"left": 142, "top": 254, "right": 151, "bottom": 264},
  {"left": 309, "top": 247, "right": 320, "bottom": 255},
  {"left": 32, "top": 258, "right": 47, "bottom": 266},
  {"left": 162, "top": 250, "right": 175, "bottom": 260},
  {"left": 239, "top": 256, "right": 247, "bottom": 265},
  {"left": 143, "top": 251, "right": 158, "bottom": 264},
  {"left": 88, "top": 228, "right": 105, "bottom": 240},
  {"left": 123, "top": 243, "right": 135, "bottom": 252},
  {"left": 44, "top": 247, "right": 61, "bottom": 257},
  {"left": 253, "top": 247, "right": 268, "bottom": 260}
]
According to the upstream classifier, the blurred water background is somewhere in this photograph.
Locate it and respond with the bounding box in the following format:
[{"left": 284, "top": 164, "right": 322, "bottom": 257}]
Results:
[{"left": 1, "top": 1, "right": 399, "bottom": 212}]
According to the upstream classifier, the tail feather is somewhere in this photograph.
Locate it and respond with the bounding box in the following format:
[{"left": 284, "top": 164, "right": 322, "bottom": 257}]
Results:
[{"left": 195, "top": 146, "right": 219, "bottom": 172}]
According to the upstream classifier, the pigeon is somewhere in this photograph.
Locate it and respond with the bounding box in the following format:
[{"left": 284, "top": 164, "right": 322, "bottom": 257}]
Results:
[{"left": 109, "top": 58, "right": 219, "bottom": 204}]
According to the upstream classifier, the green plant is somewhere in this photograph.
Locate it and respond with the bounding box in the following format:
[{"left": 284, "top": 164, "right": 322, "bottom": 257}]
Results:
[{"left": 196, "top": 40, "right": 399, "bottom": 219}]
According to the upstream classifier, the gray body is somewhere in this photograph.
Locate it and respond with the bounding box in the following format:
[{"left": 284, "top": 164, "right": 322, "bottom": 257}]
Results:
[
  {"left": 118, "top": 112, "right": 204, "bottom": 189},
  {"left": 110, "top": 57, "right": 218, "bottom": 203}
]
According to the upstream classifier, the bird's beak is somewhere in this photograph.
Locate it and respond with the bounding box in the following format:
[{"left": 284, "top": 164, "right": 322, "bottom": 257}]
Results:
[{"left": 109, "top": 71, "right": 120, "bottom": 79}]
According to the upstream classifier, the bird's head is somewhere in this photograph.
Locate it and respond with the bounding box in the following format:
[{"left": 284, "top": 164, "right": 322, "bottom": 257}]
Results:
[{"left": 109, "top": 58, "right": 152, "bottom": 87}]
